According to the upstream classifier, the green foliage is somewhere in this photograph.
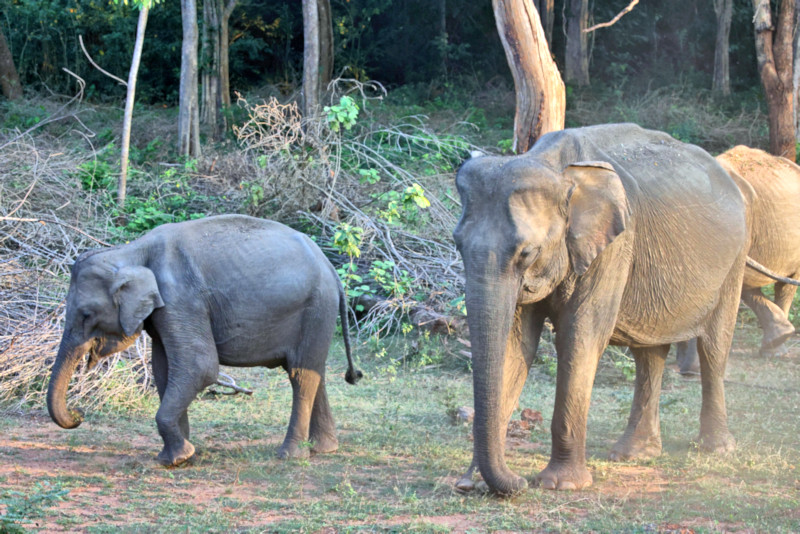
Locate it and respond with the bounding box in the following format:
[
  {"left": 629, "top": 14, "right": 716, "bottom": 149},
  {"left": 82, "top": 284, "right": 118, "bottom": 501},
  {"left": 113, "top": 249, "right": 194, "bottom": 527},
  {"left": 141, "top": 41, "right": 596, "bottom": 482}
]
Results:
[
  {"left": 0, "top": 481, "right": 68, "bottom": 533},
  {"left": 369, "top": 259, "right": 414, "bottom": 298},
  {"left": 324, "top": 96, "right": 360, "bottom": 133},
  {"left": 77, "top": 159, "right": 115, "bottom": 192},
  {"left": 331, "top": 222, "right": 364, "bottom": 259}
]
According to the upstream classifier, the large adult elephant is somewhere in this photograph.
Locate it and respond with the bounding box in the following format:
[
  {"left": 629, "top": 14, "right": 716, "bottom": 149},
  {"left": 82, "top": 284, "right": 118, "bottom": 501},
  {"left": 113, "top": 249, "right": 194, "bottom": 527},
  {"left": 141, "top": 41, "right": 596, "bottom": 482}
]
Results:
[
  {"left": 48, "top": 214, "right": 362, "bottom": 466},
  {"left": 677, "top": 146, "right": 800, "bottom": 374},
  {"left": 452, "top": 123, "right": 751, "bottom": 494}
]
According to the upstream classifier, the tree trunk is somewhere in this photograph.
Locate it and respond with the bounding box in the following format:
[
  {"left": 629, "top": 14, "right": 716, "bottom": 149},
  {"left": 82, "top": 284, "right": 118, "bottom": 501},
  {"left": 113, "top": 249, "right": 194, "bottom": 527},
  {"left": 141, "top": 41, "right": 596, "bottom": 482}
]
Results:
[
  {"left": 712, "top": 0, "right": 733, "bottom": 95},
  {"left": 303, "top": 0, "right": 321, "bottom": 118},
  {"left": 533, "top": 0, "right": 555, "bottom": 48},
  {"left": 0, "top": 28, "right": 21, "bottom": 100},
  {"left": 794, "top": 0, "right": 800, "bottom": 142},
  {"left": 492, "top": 0, "right": 565, "bottom": 153},
  {"left": 565, "top": 0, "right": 590, "bottom": 86},
  {"left": 119, "top": 6, "right": 149, "bottom": 209},
  {"left": 318, "top": 0, "right": 334, "bottom": 92},
  {"left": 753, "top": 0, "right": 796, "bottom": 162},
  {"left": 201, "top": 0, "right": 222, "bottom": 140},
  {"left": 179, "top": 0, "right": 201, "bottom": 157},
  {"left": 220, "top": 0, "right": 236, "bottom": 112},
  {"left": 437, "top": 0, "right": 447, "bottom": 77}
]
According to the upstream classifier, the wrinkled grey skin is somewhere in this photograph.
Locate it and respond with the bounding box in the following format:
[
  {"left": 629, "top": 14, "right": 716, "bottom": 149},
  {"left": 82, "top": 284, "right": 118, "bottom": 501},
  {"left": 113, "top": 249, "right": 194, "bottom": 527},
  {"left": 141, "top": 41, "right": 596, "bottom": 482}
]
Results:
[
  {"left": 677, "top": 146, "right": 800, "bottom": 374},
  {"left": 48, "top": 214, "right": 362, "bottom": 466},
  {"left": 453, "top": 123, "right": 749, "bottom": 494}
]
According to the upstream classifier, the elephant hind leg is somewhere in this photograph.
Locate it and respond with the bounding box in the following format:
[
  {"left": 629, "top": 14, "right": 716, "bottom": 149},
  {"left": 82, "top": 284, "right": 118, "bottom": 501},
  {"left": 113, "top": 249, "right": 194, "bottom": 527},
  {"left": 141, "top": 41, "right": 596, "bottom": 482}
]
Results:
[
  {"left": 278, "top": 366, "right": 322, "bottom": 459},
  {"left": 309, "top": 380, "right": 338, "bottom": 454},
  {"left": 609, "top": 344, "right": 668, "bottom": 461},
  {"left": 676, "top": 339, "right": 700, "bottom": 376},
  {"left": 742, "top": 286, "right": 795, "bottom": 354}
]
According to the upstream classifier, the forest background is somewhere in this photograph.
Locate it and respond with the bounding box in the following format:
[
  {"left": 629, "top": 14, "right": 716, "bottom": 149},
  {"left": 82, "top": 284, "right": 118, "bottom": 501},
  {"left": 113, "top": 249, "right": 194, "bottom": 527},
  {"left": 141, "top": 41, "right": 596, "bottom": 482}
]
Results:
[{"left": 1, "top": 1, "right": 800, "bottom": 532}]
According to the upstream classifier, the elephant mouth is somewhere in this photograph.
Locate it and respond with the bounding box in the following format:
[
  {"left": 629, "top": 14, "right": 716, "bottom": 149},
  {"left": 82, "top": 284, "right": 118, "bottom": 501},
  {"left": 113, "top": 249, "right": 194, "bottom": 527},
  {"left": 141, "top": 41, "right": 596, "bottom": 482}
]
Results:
[{"left": 85, "top": 342, "right": 103, "bottom": 372}]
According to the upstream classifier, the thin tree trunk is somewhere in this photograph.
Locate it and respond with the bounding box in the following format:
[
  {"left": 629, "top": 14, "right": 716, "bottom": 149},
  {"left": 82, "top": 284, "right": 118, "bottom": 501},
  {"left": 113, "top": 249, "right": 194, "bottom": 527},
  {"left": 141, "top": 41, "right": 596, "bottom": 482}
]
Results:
[
  {"left": 753, "top": 0, "right": 795, "bottom": 161},
  {"left": 303, "top": 0, "right": 321, "bottom": 118},
  {"left": 565, "top": 0, "right": 590, "bottom": 86},
  {"left": 220, "top": 0, "right": 236, "bottom": 112},
  {"left": 119, "top": 6, "right": 149, "bottom": 209},
  {"left": 438, "top": 0, "right": 447, "bottom": 77},
  {"left": 794, "top": 0, "right": 800, "bottom": 142},
  {"left": 318, "top": 0, "right": 333, "bottom": 92},
  {"left": 492, "top": 0, "right": 565, "bottom": 153},
  {"left": 713, "top": 0, "right": 733, "bottom": 95},
  {"left": 201, "top": 0, "right": 221, "bottom": 140},
  {"left": 179, "top": 0, "right": 201, "bottom": 157},
  {"left": 534, "top": 0, "right": 555, "bottom": 48},
  {"left": 0, "top": 28, "right": 21, "bottom": 100}
]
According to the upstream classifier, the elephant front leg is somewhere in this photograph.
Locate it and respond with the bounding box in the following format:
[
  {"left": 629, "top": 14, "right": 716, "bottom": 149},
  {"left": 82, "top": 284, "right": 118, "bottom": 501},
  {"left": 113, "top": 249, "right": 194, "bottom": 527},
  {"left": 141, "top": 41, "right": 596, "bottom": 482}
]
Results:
[
  {"left": 152, "top": 328, "right": 220, "bottom": 467},
  {"left": 151, "top": 334, "right": 190, "bottom": 440},
  {"left": 609, "top": 345, "right": 669, "bottom": 461},
  {"left": 278, "top": 368, "right": 322, "bottom": 459},
  {"left": 676, "top": 339, "right": 700, "bottom": 376},
  {"left": 742, "top": 287, "right": 796, "bottom": 355}
]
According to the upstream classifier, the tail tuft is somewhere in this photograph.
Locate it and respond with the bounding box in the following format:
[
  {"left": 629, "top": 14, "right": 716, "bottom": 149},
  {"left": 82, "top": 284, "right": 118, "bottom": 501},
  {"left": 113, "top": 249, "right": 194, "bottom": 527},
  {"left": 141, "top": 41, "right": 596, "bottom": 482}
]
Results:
[{"left": 345, "top": 368, "right": 363, "bottom": 385}]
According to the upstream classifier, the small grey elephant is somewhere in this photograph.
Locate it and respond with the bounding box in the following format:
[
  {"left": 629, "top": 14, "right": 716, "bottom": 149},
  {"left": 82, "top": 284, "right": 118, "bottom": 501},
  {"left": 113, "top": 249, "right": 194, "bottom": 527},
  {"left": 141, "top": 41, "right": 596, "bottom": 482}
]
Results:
[{"left": 48, "top": 214, "right": 362, "bottom": 466}]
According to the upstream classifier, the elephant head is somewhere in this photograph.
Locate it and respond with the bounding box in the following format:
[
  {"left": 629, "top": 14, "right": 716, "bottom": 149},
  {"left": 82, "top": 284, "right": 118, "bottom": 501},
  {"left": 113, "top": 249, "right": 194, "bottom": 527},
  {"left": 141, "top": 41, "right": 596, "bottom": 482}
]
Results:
[
  {"left": 48, "top": 251, "right": 164, "bottom": 429},
  {"left": 452, "top": 155, "right": 629, "bottom": 494}
]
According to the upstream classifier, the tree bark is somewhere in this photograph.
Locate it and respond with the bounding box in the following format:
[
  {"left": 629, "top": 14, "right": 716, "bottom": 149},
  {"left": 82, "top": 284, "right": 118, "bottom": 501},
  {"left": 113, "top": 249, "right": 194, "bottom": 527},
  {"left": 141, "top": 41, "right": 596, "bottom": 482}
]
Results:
[
  {"left": 119, "top": 6, "right": 149, "bottom": 209},
  {"left": 753, "top": 0, "right": 796, "bottom": 161},
  {"left": 318, "top": 0, "right": 334, "bottom": 91},
  {"left": 0, "top": 28, "right": 21, "bottom": 100},
  {"left": 303, "top": 0, "right": 321, "bottom": 118},
  {"left": 437, "top": 0, "right": 448, "bottom": 77},
  {"left": 492, "top": 0, "right": 565, "bottom": 153},
  {"left": 793, "top": 0, "right": 800, "bottom": 142},
  {"left": 220, "top": 0, "right": 236, "bottom": 111},
  {"left": 713, "top": 0, "right": 733, "bottom": 95},
  {"left": 533, "top": 0, "right": 555, "bottom": 48},
  {"left": 179, "top": 0, "right": 201, "bottom": 157},
  {"left": 565, "top": 0, "right": 590, "bottom": 86},
  {"left": 201, "top": 0, "right": 222, "bottom": 139}
]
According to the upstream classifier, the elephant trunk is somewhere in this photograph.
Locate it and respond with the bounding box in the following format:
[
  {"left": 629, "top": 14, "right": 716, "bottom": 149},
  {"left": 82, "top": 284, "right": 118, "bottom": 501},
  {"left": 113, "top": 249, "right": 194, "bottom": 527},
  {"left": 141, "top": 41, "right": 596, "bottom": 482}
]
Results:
[
  {"left": 47, "top": 333, "right": 90, "bottom": 429},
  {"left": 466, "top": 271, "right": 528, "bottom": 495}
]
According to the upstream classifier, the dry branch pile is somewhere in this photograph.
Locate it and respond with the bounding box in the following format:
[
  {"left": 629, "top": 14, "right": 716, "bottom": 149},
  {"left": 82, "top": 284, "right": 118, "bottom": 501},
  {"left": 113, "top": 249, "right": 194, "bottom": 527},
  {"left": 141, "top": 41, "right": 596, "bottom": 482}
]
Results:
[{"left": 0, "top": 133, "right": 152, "bottom": 414}]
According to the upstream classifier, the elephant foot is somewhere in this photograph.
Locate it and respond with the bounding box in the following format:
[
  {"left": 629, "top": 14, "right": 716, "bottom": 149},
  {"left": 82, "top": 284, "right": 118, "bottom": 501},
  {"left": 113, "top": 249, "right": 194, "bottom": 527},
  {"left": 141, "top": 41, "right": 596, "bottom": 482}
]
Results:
[
  {"left": 277, "top": 440, "right": 311, "bottom": 460},
  {"left": 694, "top": 431, "right": 735, "bottom": 455},
  {"left": 608, "top": 434, "right": 662, "bottom": 462},
  {"left": 455, "top": 476, "right": 475, "bottom": 492},
  {"left": 157, "top": 439, "right": 195, "bottom": 467},
  {"left": 761, "top": 321, "right": 795, "bottom": 351},
  {"left": 535, "top": 461, "right": 592, "bottom": 491},
  {"left": 310, "top": 434, "right": 338, "bottom": 455}
]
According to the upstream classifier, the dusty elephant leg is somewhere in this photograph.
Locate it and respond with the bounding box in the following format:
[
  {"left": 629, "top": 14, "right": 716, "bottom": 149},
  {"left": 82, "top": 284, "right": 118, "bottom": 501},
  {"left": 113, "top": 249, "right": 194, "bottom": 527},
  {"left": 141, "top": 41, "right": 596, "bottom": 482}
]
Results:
[
  {"left": 154, "top": 326, "right": 219, "bottom": 467},
  {"left": 742, "top": 287, "right": 795, "bottom": 354},
  {"left": 151, "top": 334, "right": 189, "bottom": 440},
  {"left": 609, "top": 345, "right": 669, "bottom": 461},
  {"left": 694, "top": 271, "right": 740, "bottom": 455},
  {"left": 676, "top": 339, "right": 700, "bottom": 376},
  {"left": 308, "top": 379, "right": 338, "bottom": 454},
  {"left": 278, "top": 367, "right": 322, "bottom": 459},
  {"left": 457, "top": 307, "right": 542, "bottom": 492}
]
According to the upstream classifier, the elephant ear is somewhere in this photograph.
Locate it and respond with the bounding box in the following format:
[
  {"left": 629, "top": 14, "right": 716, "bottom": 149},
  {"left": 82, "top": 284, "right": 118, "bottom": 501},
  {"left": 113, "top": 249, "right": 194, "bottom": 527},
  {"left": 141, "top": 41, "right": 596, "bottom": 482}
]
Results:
[
  {"left": 565, "top": 161, "right": 630, "bottom": 276},
  {"left": 110, "top": 266, "right": 165, "bottom": 337}
]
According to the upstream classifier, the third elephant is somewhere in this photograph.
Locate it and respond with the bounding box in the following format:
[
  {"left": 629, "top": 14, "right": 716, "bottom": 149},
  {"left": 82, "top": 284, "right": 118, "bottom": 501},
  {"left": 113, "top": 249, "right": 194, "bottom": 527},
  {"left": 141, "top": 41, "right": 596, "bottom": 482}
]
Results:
[{"left": 677, "top": 146, "right": 800, "bottom": 374}]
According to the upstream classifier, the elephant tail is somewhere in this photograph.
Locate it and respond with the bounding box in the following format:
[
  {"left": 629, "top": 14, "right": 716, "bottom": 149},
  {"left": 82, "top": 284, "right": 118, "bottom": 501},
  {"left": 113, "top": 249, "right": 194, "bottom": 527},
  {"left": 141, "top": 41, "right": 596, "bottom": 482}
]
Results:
[
  {"left": 339, "top": 283, "right": 363, "bottom": 385},
  {"left": 746, "top": 257, "right": 800, "bottom": 286}
]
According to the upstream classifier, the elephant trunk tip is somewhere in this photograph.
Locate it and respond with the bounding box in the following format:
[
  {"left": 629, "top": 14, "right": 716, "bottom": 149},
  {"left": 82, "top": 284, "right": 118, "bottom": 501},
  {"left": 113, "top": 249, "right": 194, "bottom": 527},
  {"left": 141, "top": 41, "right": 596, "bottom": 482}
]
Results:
[
  {"left": 345, "top": 368, "right": 363, "bottom": 385},
  {"left": 48, "top": 406, "right": 84, "bottom": 429}
]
